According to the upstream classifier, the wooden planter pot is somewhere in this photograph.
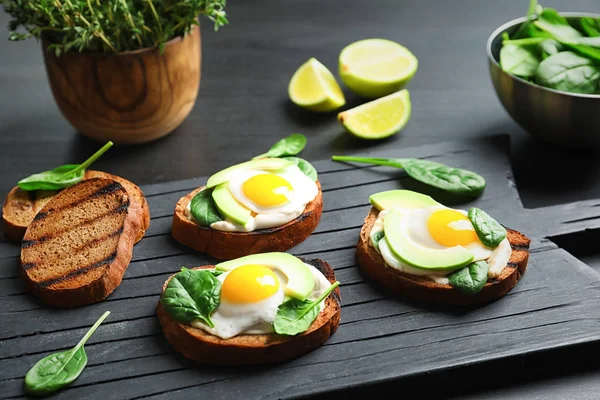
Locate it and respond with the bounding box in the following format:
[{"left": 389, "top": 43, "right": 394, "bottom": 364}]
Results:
[{"left": 42, "top": 26, "right": 201, "bottom": 144}]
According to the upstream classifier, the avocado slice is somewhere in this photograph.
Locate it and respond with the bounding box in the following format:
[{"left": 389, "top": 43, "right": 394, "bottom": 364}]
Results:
[
  {"left": 370, "top": 189, "right": 438, "bottom": 211},
  {"left": 212, "top": 183, "right": 252, "bottom": 226},
  {"left": 384, "top": 210, "right": 474, "bottom": 272},
  {"left": 206, "top": 158, "right": 296, "bottom": 189},
  {"left": 215, "top": 252, "right": 315, "bottom": 300}
]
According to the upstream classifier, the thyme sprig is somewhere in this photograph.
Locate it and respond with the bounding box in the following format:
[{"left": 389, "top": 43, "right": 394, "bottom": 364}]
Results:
[{"left": 2, "top": 0, "right": 228, "bottom": 55}]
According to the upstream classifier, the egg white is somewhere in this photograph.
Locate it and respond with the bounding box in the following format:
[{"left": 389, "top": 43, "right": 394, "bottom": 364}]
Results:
[
  {"left": 370, "top": 205, "right": 512, "bottom": 280},
  {"left": 210, "top": 165, "right": 318, "bottom": 232},
  {"left": 190, "top": 263, "right": 332, "bottom": 340}
]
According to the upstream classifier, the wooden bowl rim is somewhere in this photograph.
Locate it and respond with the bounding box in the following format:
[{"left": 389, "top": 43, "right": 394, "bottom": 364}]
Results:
[{"left": 41, "top": 23, "right": 199, "bottom": 58}]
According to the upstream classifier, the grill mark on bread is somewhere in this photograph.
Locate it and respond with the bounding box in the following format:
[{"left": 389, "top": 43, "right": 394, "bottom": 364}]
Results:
[
  {"left": 24, "top": 227, "right": 125, "bottom": 274},
  {"left": 31, "top": 181, "right": 123, "bottom": 222},
  {"left": 38, "top": 251, "right": 118, "bottom": 288},
  {"left": 21, "top": 200, "right": 129, "bottom": 248},
  {"left": 507, "top": 261, "right": 519, "bottom": 268},
  {"left": 511, "top": 243, "right": 530, "bottom": 250}
]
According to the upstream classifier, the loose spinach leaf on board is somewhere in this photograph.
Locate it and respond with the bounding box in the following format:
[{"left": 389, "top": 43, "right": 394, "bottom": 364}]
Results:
[
  {"left": 535, "top": 51, "right": 600, "bottom": 94},
  {"left": 160, "top": 268, "right": 221, "bottom": 327},
  {"left": 330, "top": 156, "right": 486, "bottom": 197},
  {"left": 500, "top": 43, "right": 541, "bottom": 78},
  {"left": 282, "top": 156, "right": 318, "bottom": 181},
  {"left": 24, "top": 311, "right": 111, "bottom": 397},
  {"left": 189, "top": 188, "right": 223, "bottom": 226},
  {"left": 253, "top": 133, "right": 307, "bottom": 159},
  {"left": 18, "top": 141, "right": 113, "bottom": 191},
  {"left": 371, "top": 231, "right": 385, "bottom": 250},
  {"left": 448, "top": 261, "right": 489, "bottom": 296},
  {"left": 467, "top": 207, "right": 507, "bottom": 248},
  {"left": 274, "top": 281, "right": 340, "bottom": 336},
  {"left": 581, "top": 17, "right": 600, "bottom": 37}
]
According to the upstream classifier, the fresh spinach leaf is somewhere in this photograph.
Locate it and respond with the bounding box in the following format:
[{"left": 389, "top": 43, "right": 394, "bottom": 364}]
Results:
[
  {"left": 189, "top": 188, "right": 223, "bottom": 227},
  {"left": 499, "top": 43, "right": 541, "bottom": 78},
  {"left": 282, "top": 156, "right": 318, "bottom": 181},
  {"left": 581, "top": 17, "right": 600, "bottom": 37},
  {"left": 371, "top": 231, "right": 385, "bottom": 250},
  {"left": 274, "top": 281, "right": 340, "bottom": 336},
  {"left": 160, "top": 268, "right": 221, "bottom": 327},
  {"left": 467, "top": 207, "right": 507, "bottom": 248},
  {"left": 18, "top": 141, "right": 113, "bottom": 191},
  {"left": 535, "top": 51, "right": 600, "bottom": 94},
  {"left": 511, "top": 0, "right": 541, "bottom": 39},
  {"left": 331, "top": 156, "right": 486, "bottom": 197},
  {"left": 24, "top": 311, "right": 111, "bottom": 397},
  {"left": 540, "top": 39, "right": 564, "bottom": 58},
  {"left": 448, "top": 261, "right": 489, "bottom": 296},
  {"left": 210, "top": 270, "right": 224, "bottom": 277},
  {"left": 254, "top": 133, "right": 307, "bottom": 159},
  {"left": 534, "top": 8, "right": 582, "bottom": 40}
]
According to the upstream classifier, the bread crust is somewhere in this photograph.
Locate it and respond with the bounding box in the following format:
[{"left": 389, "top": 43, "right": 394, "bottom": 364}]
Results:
[
  {"left": 156, "top": 258, "right": 341, "bottom": 365},
  {"left": 20, "top": 178, "right": 142, "bottom": 308},
  {"left": 171, "top": 182, "right": 323, "bottom": 260},
  {"left": 2, "top": 170, "right": 149, "bottom": 243},
  {"left": 356, "top": 207, "right": 531, "bottom": 306}
]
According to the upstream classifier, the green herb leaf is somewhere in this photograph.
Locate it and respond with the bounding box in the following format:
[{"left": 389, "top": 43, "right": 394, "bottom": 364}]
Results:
[
  {"left": 210, "top": 270, "right": 224, "bottom": 277},
  {"left": 274, "top": 281, "right": 340, "bottom": 336},
  {"left": 160, "top": 268, "right": 221, "bottom": 327},
  {"left": 189, "top": 188, "right": 223, "bottom": 227},
  {"left": 511, "top": 0, "right": 541, "bottom": 39},
  {"left": 371, "top": 231, "right": 385, "bottom": 250},
  {"left": 534, "top": 8, "right": 583, "bottom": 40},
  {"left": 282, "top": 156, "right": 318, "bottom": 181},
  {"left": 24, "top": 311, "right": 110, "bottom": 397},
  {"left": 467, "top": 207, "right": 507, "bottom": 248},
  {"left": 535, "top": 51, "right": 600, "bottom": 94},
  {"left": 4, "top": 0, "right": 228, "bottom": 54},
  {"left": 330, "top": 156, "right": 486, "bottom": 197},
  {"left": 540, "top": 39, "right": 564, "bottom": 58},
  {"left": 18, "top": 141, "right": 113, "bottom": 191},
  {"left": 500, "top": 43, "right": 541, "bottom": 78},
  {"left": 448, "top": 261, "right": 489, "bottom": 296},
  {"left": 254, "top": 133, "right": 308, "bottom": 159},
  {"left": 580, "top": 17, "right": 600, "bottom": 37}
]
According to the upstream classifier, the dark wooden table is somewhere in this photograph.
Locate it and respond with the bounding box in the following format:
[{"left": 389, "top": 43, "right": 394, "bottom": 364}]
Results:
[{"left": 2, "top": 0, "right": 600, "bottom": 398}]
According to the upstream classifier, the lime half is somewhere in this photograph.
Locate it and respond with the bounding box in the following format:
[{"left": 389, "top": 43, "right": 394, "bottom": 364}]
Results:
[
  {"left": 338, "top": 89, "right": 411, "bottom": 139},
  {"left": 288, "top": 58, "right": 346, "bottom": 112},
  {"left": 339, "top": 39, "right": 418, "bottom": 98}
]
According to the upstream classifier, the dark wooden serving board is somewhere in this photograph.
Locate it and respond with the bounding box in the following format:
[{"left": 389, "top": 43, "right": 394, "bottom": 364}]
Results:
[{"left": 3, "top": 135, "right": 600, "bottom": 399}]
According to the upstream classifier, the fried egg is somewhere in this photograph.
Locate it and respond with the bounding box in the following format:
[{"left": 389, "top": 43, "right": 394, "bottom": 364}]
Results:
[
  {"left": 191, "top": 263, "right": 331, "bottom": 339},
  {"left": 210, "top": 165, "right": 318, "bottom": 232},
  {"left": 372, "top": 205, "right": 511, "bottom": 281}
]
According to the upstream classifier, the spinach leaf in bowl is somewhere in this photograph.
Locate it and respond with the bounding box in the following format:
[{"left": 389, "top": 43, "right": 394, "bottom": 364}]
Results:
[{"left": 535, "top": 51, "right": 600, "bottom": 94}]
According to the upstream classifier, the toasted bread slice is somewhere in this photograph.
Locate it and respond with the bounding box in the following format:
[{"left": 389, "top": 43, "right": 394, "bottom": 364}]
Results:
[
  {"left": 21, "top": 178, "right": 141, "bottom": 307},
  {"left": 356, "top": 207, "right": 531, "bottom": 306},
  {"left": 171, "top": 182, "right": 323, "bottom": 260},
  {"left": 156, "top": 258, "right": 341, "bottom": 365},
  {"left": 2, "top": 170, "right": 150, "bottom": 243}
]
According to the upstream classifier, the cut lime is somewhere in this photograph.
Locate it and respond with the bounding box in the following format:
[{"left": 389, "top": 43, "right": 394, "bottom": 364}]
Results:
[
  {"left": 339, "top": 39, "right": 418, "bottom": 98},
  {"left": 288, "top": 58, "right": 346, "bottom": 112},
  {"left": 338, "top": 89, "right": 411, "bottom": 139}
]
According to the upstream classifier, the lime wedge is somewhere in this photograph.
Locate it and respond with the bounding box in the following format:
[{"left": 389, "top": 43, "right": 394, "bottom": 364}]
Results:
[
  {"left": 338, "top": 89, "right": 411, "bottom": 139},
  {"left": 288, "top": 58, "right": 346, "bottom": 112},
  {"left": 339, "top": 39, "right": 418, "bottom": 98}
]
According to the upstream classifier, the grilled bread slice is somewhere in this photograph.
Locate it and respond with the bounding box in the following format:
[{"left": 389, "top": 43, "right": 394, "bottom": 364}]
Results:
[
  {"left": 156, "top": 258, "right": 341, "bottom": 365},
  {"left": 356, "top": 207, "right": 531, "bottom": 306},
  {"left": 171, "top": 182, "right": 323, "bottom": 260},
  {"left": 21, "top": 178, "right": 141, "bottom": 307},
  {"left": 2, "top": 170, "right": 150, "bottom": 243}
]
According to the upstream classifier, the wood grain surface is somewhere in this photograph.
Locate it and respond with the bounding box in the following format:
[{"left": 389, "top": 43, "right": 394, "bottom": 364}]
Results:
[
  {"left": 41, "top": 26, "right": 201, "bottom": 144},
  {"left": 3, "top": 137, "right": 600, "bottom": 399}
]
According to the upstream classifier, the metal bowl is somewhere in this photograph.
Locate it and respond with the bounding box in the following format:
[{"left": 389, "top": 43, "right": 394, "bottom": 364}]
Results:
[{"left": 487, "top": 13, "right": 600, "bottom": 149}]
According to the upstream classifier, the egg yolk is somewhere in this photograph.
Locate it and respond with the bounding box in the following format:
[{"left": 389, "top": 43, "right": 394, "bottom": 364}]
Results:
[
  {"left": 221, "top": 264, "right": 280, "bottom": 303},
  {"left": 242, "top": 173, "right": 293, "bottom": 207},
  {"left": 427, "top": 209, "right": 478, "bottom": 247}
]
